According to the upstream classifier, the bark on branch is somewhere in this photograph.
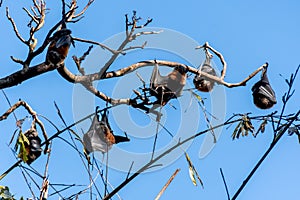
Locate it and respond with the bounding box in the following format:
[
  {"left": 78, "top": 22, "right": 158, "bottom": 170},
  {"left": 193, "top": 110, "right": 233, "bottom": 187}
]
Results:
[{"left": 0, "top": 63, "right": 54, "bottom": 89}]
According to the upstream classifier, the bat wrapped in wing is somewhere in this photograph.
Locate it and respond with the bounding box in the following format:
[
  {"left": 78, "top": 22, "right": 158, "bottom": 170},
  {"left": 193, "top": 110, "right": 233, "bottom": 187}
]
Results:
[
  {"left": 83, "top": 107, "right": 130, "bottom": 154},
  {"left": 252, "top": 67, "right": 277, "bottom": 109}
]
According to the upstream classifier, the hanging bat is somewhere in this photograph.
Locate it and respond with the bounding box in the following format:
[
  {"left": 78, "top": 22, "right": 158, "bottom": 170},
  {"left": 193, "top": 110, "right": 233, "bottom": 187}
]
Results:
[
  {"left": 193, "top": 54, "right": 216, "bottom": 92},
  {"left": 252, "top": 67, "right": 277, "bottom": 109},
  {"left": 150, "top": 63, "right": 187, "bottom": 107},
  {"left": 83, "top": 107, "right": 130, "bottom": 154},
  {"left": 24, "top": 129, "right": 43, "bottom": 165},
  {"left": 45, "top": 28, "right": 74, "bottom": 66}
]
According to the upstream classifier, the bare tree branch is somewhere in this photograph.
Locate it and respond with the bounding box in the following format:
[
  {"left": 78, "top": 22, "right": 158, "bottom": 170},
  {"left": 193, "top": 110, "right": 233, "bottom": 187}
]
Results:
[
  {"left": 73, "top": 37, "right": 119, "bottom": 54},
  {"left": 73, "top": 0, "right": 94, "bottom": 18},
  {"left": 6, "top": 7, "right": 27, "bottom": 45},
  {"left": 72, "top": 45, "right": 94, "bottom": 75},
  {"left": 0, "top": 63, "right": 54, "bottom": 89},
  {"left": 10, "top": 56, "right": 25, "bottom": 65},
  {"left": 23, "top": 7, "right": 39, "bottom": 24}
]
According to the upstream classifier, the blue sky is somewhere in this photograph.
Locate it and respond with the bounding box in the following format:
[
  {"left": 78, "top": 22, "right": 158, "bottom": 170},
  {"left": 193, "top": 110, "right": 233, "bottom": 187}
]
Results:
[{"left": 0, "top": 0, "right": 300, "bottom": 199}]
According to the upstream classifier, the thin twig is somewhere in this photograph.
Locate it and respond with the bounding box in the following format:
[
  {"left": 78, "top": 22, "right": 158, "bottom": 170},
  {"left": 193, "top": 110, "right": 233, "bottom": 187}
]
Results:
[
  {"left": 126, "top": 161, "right": 134, "bottom": 180},
  {"left": 220, "top": 168, "right": 230, "bottom": 200},
  {"left": 11, "top": 154, "right": 37, "bottom": 200},
  {"left": 97, "top": 12, "right": 155, "bottom": 79},
  {"left": 53, "top": 101, "right": 98, "bottom": 197},
  {"left": 73, "top": 0, "right": 94, "bottom": 18},
  {"left": 72, "top": 45, "right": 94, "bottom": 75},
  {"left": 6, "top": 7, "right": 27, "bottom": 44},
  {"left": 155, "top": 169, "right": 180, "bottom": 200},
  {"left": 1, "top": 90, "right": 18, "bottom": 122},
  {"left": 40, "top": 142, "right": 52, "bottom": 200},
  {"left": 23, "top": 7, "right": 39, "bottom": 24},
  {"left": 151, "top": 91, "right": 164, "bottom": 160},
  {"left": 275, "top": 65, "right": 300, "bottom": 134},
  {"left": 72, "top": 37, "right": 118, "bottom": 54},
  {"left": 104, "top": 149, "right": 109, "bottom": 197}
]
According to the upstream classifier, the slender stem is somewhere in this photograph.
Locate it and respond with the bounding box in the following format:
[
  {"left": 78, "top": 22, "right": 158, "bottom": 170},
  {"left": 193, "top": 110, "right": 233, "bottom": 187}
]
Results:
[
  {"left": 155, "top": 169, "right": 180, "bottom": 200},
  {"left": 104, "top": 149, "right": 109, "bottom": 197},
  {"left": 220, "top": 168, "right": 230, "bottom": 200}
]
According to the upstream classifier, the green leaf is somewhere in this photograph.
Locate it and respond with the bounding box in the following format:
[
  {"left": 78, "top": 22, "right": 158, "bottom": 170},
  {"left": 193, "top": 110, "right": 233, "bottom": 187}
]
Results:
[
  {"left": 0, "top": 186, "right": 15, "bottom": 200},
  {"left": 0, "top": 186, "right": 6, "bottom": 190},
  {"left": 244, "top": 127, "right": 249, "bottom": 137},
  {"left": 16, "top": 132, "right": 30, "bottom": 163},
  {"left": 191, "top": 91, "right": 205, "bottom": 105},
  {"left": 184, "top": 153, "right": 204, "bottom": 188},
  {"left": 232, "top": 121, "right": 242, "bottom": 140},
  {"left": 260, "top": 119, "right": 268, "bottom": 133},
  {"left": 237, "top": 122, "right": 244, "bottom": 139}
]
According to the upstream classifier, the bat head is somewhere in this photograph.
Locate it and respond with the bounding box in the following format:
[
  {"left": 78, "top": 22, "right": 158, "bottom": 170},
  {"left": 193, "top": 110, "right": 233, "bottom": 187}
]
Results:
[
  {"left": 52, "top": 28, "right": 72, "bottom": 39},
  {"left": 174, "top": 65, "right": 188, "bottom": 75}
]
